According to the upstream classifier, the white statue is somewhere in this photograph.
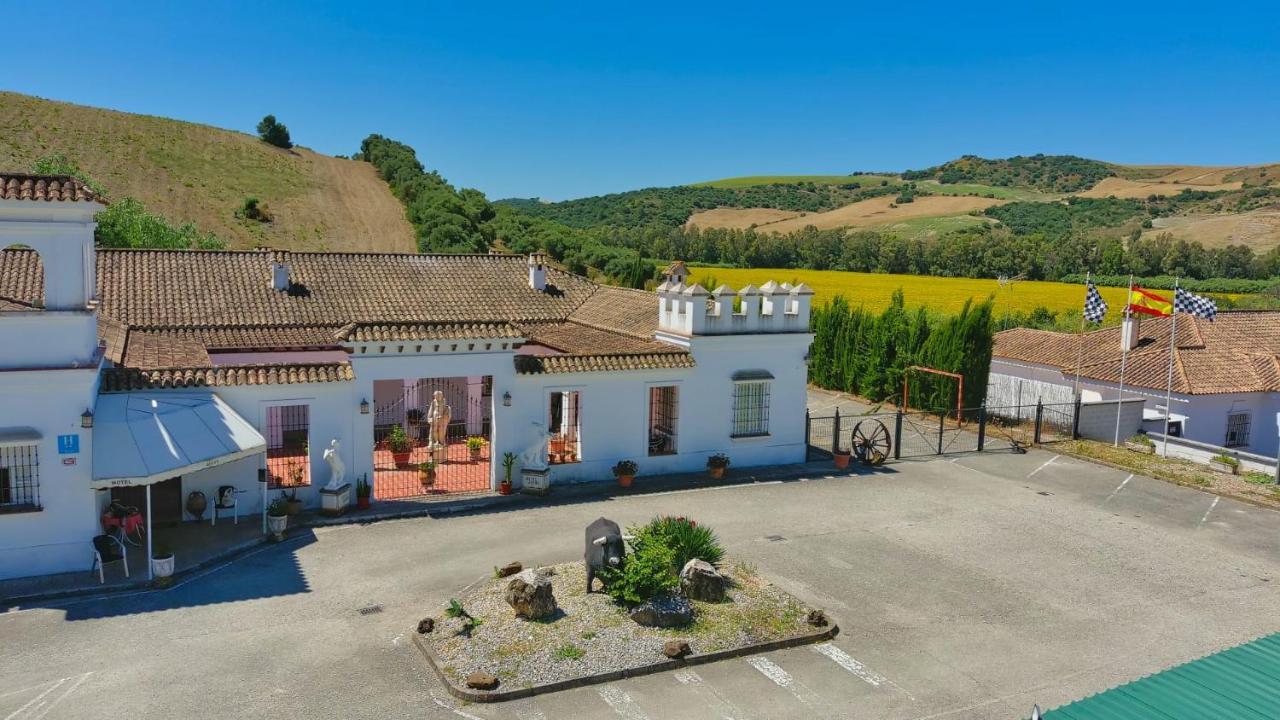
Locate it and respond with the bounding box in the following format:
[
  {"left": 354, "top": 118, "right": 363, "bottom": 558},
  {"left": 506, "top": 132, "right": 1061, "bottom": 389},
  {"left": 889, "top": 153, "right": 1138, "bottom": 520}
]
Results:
[
  {"left": 427, "top": 390, "right": 452, "bottom": 446},
  {"left": 521, "top": 420, "right": 551, "bottom": 471},
  {"left": 323, "top": 438, "right": 346, "bottom": 490}
]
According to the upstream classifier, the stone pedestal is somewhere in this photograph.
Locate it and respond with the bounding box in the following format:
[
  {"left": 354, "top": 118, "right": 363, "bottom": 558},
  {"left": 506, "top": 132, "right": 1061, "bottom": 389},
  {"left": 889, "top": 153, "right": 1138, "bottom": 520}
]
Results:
[
  {"left": 320, "top": 483, "right": 351, "bottom": 517},
  {"left": 430, "top": 442, "right": 447, "bottom": 464},
  {"left": 521, "top": 468, "right": 550, "bottom": 496}
]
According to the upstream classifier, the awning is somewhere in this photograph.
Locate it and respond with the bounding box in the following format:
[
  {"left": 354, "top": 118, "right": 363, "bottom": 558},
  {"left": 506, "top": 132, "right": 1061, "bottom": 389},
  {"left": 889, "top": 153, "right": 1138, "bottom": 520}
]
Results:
[{"left": 91, "top": 392, "right": 266, "bottom": 489}]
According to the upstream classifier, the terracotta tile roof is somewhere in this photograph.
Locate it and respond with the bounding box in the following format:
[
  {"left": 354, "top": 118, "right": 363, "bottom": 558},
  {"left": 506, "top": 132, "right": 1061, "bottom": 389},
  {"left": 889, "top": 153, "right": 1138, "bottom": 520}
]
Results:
[
  {"left": 515, "top": 352, "right": 696, "bottom": 375},
  {"left": 121, "top": 330, "right": 212, "bottom": 369},
  {"left": 568, "top": 285, "right": 661, "bottom": 340},
  {"left": 99, "top": 363, "right": 355, "bottom": 391},
  {"left": 0, "top": 248, "right": 43, "bottom": 309},
  {"left": 0, "top": 174, "right": 101, "bottom": 203},
  {"left": 519, "top": 320, "right": 684, "bottom": 356},
  {"left": 96, "top": 316, "right": 129, "bottom": 364},
  {"left": 137, "top": 325, "right": 345, "bottom": 350},
  {"left": 994, "top": 312, "right": 1280, "bottom": 394},
  {"left": 338, "top": 321, "right": 523, "bottom": 343}
]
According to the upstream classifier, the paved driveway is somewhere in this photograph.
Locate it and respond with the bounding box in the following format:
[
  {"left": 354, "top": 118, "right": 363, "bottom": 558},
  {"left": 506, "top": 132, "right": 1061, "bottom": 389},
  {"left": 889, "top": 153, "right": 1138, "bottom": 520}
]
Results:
[{"left": 3, "top": 448, "right": 1278, "bottom": 720}]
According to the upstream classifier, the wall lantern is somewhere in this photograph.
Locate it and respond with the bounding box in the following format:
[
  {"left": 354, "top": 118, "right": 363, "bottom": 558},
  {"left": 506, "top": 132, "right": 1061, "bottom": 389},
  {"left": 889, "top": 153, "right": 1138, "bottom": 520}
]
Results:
[
  {"left": 80, "top": 409, "right": 94, "bottom": 429},
  {"left": 502, "top": 392, "right": 512, "bottom": 407},
  {"left": 359, "top": 398, "right": 370, "bottom": 415}
]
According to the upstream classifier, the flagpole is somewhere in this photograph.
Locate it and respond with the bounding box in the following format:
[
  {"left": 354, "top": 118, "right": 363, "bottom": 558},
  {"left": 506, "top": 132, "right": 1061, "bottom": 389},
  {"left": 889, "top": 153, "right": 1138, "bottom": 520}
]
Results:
[
  {"left": 1112, "top": 274, "right": 1134, "bottom": 446},
  {"left": 1161, "top": 278, "right": 1180, "bottom": 457},
  {"left": 1073, "top": 272, "right": 1090, "bottom": 400}
]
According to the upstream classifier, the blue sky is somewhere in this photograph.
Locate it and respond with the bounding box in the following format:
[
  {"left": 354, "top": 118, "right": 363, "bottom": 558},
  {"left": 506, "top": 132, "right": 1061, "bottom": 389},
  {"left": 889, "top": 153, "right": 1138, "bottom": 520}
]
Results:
[{"left": 5, "top": 2, "right": 1279, "bottom": 200}]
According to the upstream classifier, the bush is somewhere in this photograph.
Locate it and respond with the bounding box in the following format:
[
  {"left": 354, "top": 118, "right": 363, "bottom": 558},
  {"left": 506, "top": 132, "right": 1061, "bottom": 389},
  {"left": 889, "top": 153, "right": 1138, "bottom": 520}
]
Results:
[
  {"left": 599, "top": 541, "right": 678, "bottom": 607},
  {"left": 236, "top": 196, "right": 271, "bottom": 222},
  {"left": 630, "top": 516, "right": 724, "bottom": 572},
  {"left": 257, "top": 114, "right": 293, "bottom": 149}
]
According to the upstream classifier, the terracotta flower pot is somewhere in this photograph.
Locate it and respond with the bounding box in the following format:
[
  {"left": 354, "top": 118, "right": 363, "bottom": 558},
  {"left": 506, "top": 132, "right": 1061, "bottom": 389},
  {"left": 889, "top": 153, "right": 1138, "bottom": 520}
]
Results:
[
  {"left": 616, "top": 474, "right": 634, "bottom": 488},
  {"left": 469, "top": 447, "right": 482, "bottom": 460},
  {"left": 391, "top": 450, "right": 412, "bottom": 467},
  {"left": 833, "top": 451, "right": 852, "bottom": 469},
  {"left": 708, "top": 467, "right": 725, "bottom": 480},
  {"left": 498, "top": 481, "right": 513, "bottom": 496},
  {"left": 356, "top": 496, "right": 371, "bottom": 510}
]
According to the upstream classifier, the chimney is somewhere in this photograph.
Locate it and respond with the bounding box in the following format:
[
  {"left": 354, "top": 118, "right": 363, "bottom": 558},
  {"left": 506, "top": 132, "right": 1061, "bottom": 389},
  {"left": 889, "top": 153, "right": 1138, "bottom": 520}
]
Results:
[
  {"left": 528, "top": 253, "right": 547, "bottom": 292},
  {"left": 1121, "top": 314, "right": 1142, "bottom": 351},
  {"left": 271, "top": 261, "right": 290, "bottom": 292}
]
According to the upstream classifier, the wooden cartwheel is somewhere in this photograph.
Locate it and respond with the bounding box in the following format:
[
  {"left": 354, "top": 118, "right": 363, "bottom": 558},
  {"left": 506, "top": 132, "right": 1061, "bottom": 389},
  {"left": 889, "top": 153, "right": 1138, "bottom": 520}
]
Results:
[{"left": 850, "top": 419, "right": 892, "bottom": 465}]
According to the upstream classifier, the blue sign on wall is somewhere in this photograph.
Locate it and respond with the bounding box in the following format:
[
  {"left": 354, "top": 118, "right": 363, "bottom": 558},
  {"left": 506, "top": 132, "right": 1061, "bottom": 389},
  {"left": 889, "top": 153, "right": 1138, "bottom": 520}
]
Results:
[{"left": 57, "top": 434, "right": 80, "bottom": 455}]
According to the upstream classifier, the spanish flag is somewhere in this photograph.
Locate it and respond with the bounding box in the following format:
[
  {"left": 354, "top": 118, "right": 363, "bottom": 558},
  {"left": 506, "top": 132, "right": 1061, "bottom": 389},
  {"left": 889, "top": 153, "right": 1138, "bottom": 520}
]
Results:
[{"left": 1127, "top": 286, "right": 1172, "bottom": 317}]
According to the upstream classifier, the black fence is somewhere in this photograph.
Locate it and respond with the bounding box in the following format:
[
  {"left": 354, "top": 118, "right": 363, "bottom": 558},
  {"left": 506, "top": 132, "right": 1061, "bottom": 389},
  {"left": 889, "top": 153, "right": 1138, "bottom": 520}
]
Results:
[{"left": 806, "top": 401, "right": 1078, "bottom": 463}]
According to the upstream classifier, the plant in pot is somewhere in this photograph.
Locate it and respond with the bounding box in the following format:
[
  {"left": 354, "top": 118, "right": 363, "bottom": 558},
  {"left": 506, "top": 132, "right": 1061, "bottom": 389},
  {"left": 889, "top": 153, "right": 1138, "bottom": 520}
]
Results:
[
  {"left": 266, "top": 497, "right": 289, "bottom": 541},
  {"left": 500, "top": 452, "right": 517, "bottom": 495},
  {"left": 707, "top": 453, "right": 730, "bottom": 480},
  {"left": 418, "top": 460, "right": 436, "bottom": 488},
  {"left": 151, "top": 542, "right": 176, "bottom": 586},
  {"left": 833, "top": 446, "right": 852, "bottom": 469},
  {"left": 613, "top": 459, "right": 638, "bottom": 488},
  {"left": 356, "top": 475, "right": 372, "bottom": 509},
  {"left": 185, "top": 490, "right": 208, "bottom": 521},
  {"left": 283, "top": 486, "right": 303, "bottom": 515},
  {"left": 466, "top": 435, "right": 487, "bottom": 460},
  {"left": 387, "top": 425, "right": 413, "bottom": 467},
  {"left": 1210, "top": 453, "right": 1240, "bottom": 475}
]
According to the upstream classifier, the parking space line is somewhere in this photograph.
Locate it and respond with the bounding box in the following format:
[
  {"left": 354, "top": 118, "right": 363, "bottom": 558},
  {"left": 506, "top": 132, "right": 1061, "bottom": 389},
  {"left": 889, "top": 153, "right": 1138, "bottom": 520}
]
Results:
[
  {"left": 812, "top": 643, "right": 884, "bottom": 686},
  {"left": 513, "top": 704, "right": 546, "bottom": 720},
  {"left": 2, "top": 678, "right": 66, "bottom": 720},
  {"left": 429, "top": 690, "right": 486, "bottom": 720},
  {"left": 1105, "top": 474, "right": 1134, "bottom": 503},
  {"left": 1026, "top": 455, "right": 1059, "bottom": 478},
  {"left": 1199, "top": 496, "right": 1220, "bottom": 527},
  {"left": 671, "top": 670, "right": 746, "bottom": 719},
  {"left": 27, "top": 672, "right": 91, "bottom": 720},
  {"left": 597, "top": 685, "right": 650, "bottom": 720},
  {"left": 745, "top": 656, "right": 820, "bottom": 708}
]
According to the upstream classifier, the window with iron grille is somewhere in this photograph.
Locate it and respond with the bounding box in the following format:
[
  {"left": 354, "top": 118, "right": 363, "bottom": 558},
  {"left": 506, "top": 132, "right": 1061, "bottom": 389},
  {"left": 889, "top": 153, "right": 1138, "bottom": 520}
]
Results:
[
  {"left": 548, "top": 391, "right": 581, "bottom": 464},
  {"left": 266, "top": 404, "right": 310, "bottom": 489},
  {"left": 0, "top": 444, "right": 40, "bottom": 511},
  {"left": 1225, "top": 412, "right": 1251, "bottom": 448},
  {"left": 731, "top": 381, "right": 771, "bottom": 438},
  {"left": 648, "top": 386, "right": 679, "bottom": 456}
]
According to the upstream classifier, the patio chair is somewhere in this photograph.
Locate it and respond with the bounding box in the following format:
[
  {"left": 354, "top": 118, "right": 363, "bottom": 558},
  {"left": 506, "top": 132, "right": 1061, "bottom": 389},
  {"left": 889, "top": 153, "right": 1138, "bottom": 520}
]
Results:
[
  {"left": 91, "top": 534, "right": 128, "bottom": 584},
  {"left": 211, "top": 485, "right": 238, "bottom": 526}
]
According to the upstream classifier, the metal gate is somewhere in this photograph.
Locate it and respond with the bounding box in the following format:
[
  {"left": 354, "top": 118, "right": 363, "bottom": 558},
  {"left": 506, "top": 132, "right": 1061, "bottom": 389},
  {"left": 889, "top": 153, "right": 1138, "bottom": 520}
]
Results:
[{"left": 373, "top": 376, "right": 493, "bottom": 498}]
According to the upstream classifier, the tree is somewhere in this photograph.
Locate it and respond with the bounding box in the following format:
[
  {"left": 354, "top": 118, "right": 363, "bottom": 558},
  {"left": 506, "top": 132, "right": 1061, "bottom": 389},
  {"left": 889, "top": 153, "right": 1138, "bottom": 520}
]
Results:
[{"left": 256, "top": 115, "right": 292, "bottom": 149}]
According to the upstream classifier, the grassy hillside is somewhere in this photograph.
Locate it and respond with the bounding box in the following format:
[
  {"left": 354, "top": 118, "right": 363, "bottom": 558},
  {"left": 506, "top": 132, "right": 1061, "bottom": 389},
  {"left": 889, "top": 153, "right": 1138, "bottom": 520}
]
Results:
[{"left": 0, "top": 92, "right": 415, "bottom": 252}]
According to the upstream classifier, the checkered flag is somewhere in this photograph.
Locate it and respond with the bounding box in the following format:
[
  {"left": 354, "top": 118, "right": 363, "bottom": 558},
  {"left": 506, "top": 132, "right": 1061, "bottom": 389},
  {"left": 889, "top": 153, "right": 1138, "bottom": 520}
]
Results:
[
  {"left": 1174, "top": 287, "right": 1217, "bottom": 321},
  {"left": 1083, "top": 280, "right": 1108, "bottom": 323}
]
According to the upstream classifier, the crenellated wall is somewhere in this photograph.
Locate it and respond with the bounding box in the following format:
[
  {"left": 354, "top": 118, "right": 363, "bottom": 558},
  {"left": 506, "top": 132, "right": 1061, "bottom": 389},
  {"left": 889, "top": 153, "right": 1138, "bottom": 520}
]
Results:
[{"left": 656, "top": 278, "right": 813, "bottom": 337}]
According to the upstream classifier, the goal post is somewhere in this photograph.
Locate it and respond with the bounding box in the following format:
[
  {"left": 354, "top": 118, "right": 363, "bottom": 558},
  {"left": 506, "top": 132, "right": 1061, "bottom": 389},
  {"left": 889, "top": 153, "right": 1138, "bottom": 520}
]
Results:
[{"left": 902, "top": 365, "right": 964, "bottom": 423}]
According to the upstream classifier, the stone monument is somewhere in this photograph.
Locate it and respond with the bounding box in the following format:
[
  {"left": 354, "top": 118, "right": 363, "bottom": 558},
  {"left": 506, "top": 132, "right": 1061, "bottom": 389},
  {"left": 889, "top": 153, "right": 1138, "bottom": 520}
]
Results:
[
  {"left": 427, "top": 390, "right": 451, "bottom": 464},
  {"left": 320, "top": 438, "right": 351, "bottom": 516}
]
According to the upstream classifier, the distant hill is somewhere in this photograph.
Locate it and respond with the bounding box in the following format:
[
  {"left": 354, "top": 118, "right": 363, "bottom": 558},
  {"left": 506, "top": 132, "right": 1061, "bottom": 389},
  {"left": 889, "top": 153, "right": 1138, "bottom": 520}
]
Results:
[
  {"left": 901, "top": 154, "right": 1115, "bottom": 193},
  {"left": 0, "top": 91, "right": 415, "bottom": 252}
]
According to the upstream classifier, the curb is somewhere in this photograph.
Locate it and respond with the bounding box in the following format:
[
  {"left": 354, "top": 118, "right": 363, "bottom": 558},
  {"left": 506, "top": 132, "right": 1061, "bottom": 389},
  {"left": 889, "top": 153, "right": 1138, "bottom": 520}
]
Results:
[{"left": 413, "top": 618, "right": 839, "bottom": 703}]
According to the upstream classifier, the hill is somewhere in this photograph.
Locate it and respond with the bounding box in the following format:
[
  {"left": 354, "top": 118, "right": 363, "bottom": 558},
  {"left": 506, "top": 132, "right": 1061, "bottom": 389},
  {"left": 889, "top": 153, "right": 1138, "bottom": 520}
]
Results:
[
  {"left": 902, "top": 154, "right": 1115, "bottom": 192},
  {"left": 0, "top": 91, "right": 415, "bottom": 252}
]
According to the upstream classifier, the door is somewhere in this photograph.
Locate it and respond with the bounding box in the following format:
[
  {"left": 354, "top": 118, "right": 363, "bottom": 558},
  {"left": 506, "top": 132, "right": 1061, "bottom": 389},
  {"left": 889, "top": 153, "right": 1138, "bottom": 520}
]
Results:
[{"left": 111, "top": 477, "right": 184, "bottom": 525}]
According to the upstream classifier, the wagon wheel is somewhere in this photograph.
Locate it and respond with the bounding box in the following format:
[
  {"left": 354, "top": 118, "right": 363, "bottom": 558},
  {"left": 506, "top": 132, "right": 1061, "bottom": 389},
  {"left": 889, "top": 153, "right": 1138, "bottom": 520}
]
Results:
[{"left": 850, "top": 419, "right": 892, "bottom": 465}]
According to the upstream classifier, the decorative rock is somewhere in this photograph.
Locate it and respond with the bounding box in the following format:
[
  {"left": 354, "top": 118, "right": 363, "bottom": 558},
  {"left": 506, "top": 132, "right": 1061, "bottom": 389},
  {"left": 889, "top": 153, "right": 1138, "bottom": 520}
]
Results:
[
  {"left": 497, "top": 562, "right": 523, "bottom": 578},
  {"left": 806, "top": 609, "right": 828, "bottom": 627},
  {"left": 504, "top": 568, "right": 558, "bottom": 620},
  {"left": 417, "top": 617, "right": 435, "bottom": 634},
  {"left": 629, "top": 594, "right": 694, "bottom": 628},
  {"left": 663, "top": 639, "right": 692, "bottom": 659},
  {"left": 465, "top": 672, "right": 499, "bottom": 690},
  {"left": 680, "top": 559, "right": 728, "bottom": 602}
]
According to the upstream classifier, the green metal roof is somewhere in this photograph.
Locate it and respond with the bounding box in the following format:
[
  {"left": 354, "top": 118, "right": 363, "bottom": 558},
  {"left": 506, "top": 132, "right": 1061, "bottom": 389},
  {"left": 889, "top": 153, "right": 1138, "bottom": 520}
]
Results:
[{"left": 1044, "top": 633, "right": 1280, "bottom": 719}]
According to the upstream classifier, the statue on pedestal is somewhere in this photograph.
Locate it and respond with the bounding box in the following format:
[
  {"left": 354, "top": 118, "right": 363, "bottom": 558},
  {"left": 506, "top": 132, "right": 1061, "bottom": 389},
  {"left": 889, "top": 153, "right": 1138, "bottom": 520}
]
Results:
[
  {"left": 427, "top": 390, "right": 452, "bottom": 463},
  {"left": 323, "top": 438, "right": 346, "bottom": 490}
]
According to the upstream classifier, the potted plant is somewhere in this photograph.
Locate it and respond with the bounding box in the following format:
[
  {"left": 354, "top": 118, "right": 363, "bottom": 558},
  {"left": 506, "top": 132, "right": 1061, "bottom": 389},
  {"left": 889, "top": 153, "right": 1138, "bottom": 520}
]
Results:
[
  {"left": 418, "top": 460, "right": 436, "bottom": 488},
  {"left": 387, "top": 425, "right": 413, "bottom": 467},
  {"left": 466, "top": 435, "right": 487, "bottom": 460},
  {"left": 1210, "top": 453, "right": 1239, "bottom": 475},
  {"left": 185, "top": 490, "right": 207, "bottom": 521},
  {"left": 151, "top": 543, "right": 176, "bottom": 586},
  {"left": 613, "top": 459, "right": 638, "bottom": 488},
  {"left": 833, "top": 447, "right": 852, "bottom": 469},
  {"left": 266, "top": 497, "right": 289, "bottom": 541},
  {"left": 283, "top": 487, "right": 303, "bottom": 515},
  {"left": 500, "top": 452, "right": 516, "bottom": 495},
  {"left": 1125, "top": 433, "right": 1155, "bottom": 455},
  {"left": 707, "top": 453, "right": 730, "bottom": 480},
  {"left": 356, "top": 475, "right": 372, "bottom": 509}
]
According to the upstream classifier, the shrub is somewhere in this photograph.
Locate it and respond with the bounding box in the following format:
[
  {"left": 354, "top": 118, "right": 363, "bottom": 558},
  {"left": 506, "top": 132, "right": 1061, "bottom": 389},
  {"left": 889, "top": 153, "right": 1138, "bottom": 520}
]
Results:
[
  {"left": 613, "top": 459, "right": 638, "bottom": 477},
  {"left": 1211, "top": 453, "right": 1239, "bottom": 468},
  {"left": 1128, "top": 433, "right": 1154, "bottom": 447},
  {"left": 256, "top": 114, "right": 293, "bottom": 149},
  {"left": 386, "top": 425, "right": 412, "bottom": 453},
  {"left": 1243, "top": 471, "right": 1273, "bottom": 485},
  {"left": 236, "top": 196, "right": 271, "bottom": 222},
  {"left": 466, "top": 436, "right": 487, "bottom": 451},
  {"left": 599, "top": 541, "right": 678, "bottom": 607},
  {"left": 631, "top": 515, "right": 725, "bottom": 572},
  {"left": 707, "top": 453, "right": 730, "bottom": 470}
]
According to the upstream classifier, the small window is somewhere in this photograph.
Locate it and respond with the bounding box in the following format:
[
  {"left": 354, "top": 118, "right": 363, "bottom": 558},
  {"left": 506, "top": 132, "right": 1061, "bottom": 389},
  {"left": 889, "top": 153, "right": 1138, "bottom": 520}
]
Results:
[
  {"left": 731, "top": 381, "right": 771, "bottom": 438},
  {"left": 1225, "top": 412, "right": 1251, "bottom": 448},
  {"left": 549, "top": 391, "right": 581, "bottom": 464},
  {"left": 267, "top": 404, "right": 311, "bottom": 489},
  {"left": 0, "top": 444, "right": 40, "bottom": 511},
  {"left": 648, "top": 386, "right": 679, "bottom": 456}
]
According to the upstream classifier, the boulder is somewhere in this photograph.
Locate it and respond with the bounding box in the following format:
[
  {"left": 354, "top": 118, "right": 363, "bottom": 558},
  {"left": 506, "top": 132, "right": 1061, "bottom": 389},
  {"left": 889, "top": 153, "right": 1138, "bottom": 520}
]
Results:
[
  {"left": 663, "top": 639, "right": 692, "bottom": 659},
  {"left": 465, "top": 672, "right": 499, "bottom": 690},
  {"left": 806, "top": 609, "right": 828, "bottom": 627},
  {"left": 417, "top": 617, "right": 435, "bottom": 634},
  {"left": 496, "top": 562, "right": 523, "bottom": 578},
  {"left": 629, "top": 594, "right": 694, "bottom": 628},
  {"left": 504, "top": 568, "right": 557, "bottom": 620},
  {"left": 680, "top": 559, "right": 728, "bottom": 602}
]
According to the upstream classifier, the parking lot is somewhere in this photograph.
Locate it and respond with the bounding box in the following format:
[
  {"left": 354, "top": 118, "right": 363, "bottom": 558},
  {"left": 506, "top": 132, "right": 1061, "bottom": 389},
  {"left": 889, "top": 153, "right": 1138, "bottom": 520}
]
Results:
[{"left": 3, "top": 440, "right": 1278, "bottom": 719}]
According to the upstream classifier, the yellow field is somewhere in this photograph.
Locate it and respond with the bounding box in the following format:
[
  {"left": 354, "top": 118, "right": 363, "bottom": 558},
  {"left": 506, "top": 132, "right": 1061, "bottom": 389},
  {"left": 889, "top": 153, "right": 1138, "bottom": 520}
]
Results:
[{"left": 688, "top": 266, "right": 1140, "bottom": 316}]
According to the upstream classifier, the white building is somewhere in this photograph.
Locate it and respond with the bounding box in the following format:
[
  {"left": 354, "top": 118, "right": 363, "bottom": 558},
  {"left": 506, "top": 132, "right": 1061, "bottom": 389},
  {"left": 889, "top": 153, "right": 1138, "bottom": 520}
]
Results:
[
  {"left": 989, "top": 312, "right": 1280, "bottom": 456},
  {"left": 0, "top": 175, "right": 814, "bottom": 581}
]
